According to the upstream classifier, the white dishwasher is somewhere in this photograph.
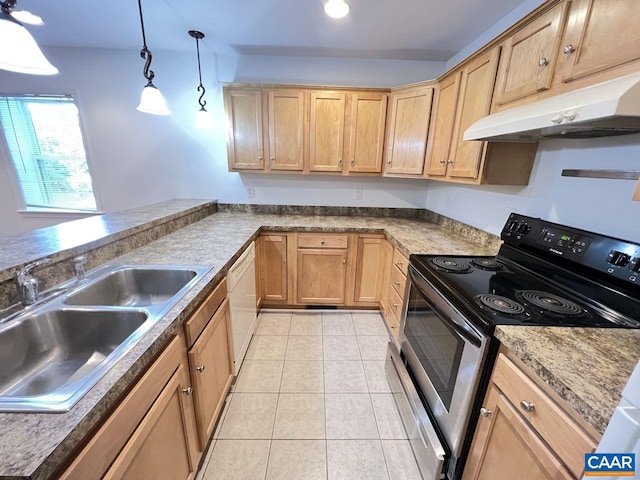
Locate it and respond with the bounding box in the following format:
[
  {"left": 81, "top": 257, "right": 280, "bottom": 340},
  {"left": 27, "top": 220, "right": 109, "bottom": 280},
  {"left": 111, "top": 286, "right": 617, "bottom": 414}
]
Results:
[{"left": 227, "top": 242, "right": 257, "bottom": 376}]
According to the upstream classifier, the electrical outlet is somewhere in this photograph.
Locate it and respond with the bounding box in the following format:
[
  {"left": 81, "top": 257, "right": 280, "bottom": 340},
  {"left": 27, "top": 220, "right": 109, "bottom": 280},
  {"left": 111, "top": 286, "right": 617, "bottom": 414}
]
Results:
[
  {"left": 355, "top": 188, "right": 363, "bottom": 201},
  {"left": 246, "top": 186, "right": 255, "bottom": 198}
]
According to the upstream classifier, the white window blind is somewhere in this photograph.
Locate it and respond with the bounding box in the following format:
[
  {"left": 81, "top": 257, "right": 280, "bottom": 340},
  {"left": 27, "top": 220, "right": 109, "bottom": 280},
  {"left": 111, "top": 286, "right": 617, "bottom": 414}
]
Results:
[{"left": 0, "top": 95, "right": 97, "bottom": 212}]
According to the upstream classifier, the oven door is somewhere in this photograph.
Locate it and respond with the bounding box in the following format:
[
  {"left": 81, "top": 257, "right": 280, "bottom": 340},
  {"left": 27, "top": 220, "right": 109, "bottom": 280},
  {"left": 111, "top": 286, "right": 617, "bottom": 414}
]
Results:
[{"left": 400, "top": 265, "right": 489, "bottom": 459}]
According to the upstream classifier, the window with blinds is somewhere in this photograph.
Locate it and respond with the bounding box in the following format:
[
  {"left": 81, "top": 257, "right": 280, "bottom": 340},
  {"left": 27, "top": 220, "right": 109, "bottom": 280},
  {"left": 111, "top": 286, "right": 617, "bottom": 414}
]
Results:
[{"left": 0, "top": 95, "right": 97, "bottom": 212}]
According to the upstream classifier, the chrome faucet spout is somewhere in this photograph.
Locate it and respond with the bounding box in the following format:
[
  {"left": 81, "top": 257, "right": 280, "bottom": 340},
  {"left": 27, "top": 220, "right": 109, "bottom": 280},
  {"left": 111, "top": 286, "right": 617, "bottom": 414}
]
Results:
[{"left": 16, "top": 258, "right": 52, "bottom": 305}]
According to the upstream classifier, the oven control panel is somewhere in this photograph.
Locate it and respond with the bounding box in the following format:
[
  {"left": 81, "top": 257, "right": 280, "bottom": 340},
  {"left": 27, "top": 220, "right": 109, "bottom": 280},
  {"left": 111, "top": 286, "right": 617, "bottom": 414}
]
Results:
[{"left": 502, "top": 213, "right": 640, "bottom": 286}]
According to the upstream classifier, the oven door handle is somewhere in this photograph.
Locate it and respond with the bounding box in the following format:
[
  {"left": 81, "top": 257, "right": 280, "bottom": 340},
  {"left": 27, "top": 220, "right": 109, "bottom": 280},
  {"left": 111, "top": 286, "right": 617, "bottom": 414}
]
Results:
[{"left": 409, "top": 267, "right": 484, "bottom": 349}]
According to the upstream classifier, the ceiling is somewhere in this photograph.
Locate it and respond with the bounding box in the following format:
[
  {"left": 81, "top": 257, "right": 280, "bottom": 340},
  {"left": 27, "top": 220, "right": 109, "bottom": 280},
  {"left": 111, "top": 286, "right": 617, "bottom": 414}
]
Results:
[{"left": 19, "top": 0, "right": 527, "bottom": 61}]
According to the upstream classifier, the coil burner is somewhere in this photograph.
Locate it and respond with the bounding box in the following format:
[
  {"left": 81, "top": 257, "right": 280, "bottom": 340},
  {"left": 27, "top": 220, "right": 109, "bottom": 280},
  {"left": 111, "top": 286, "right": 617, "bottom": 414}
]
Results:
[
  {"left": 518, "top": 290, "right": 585, "bottom": 316},
  {"left": 475, "top": 294, "right": 526, "bottom": 315},
  {"left": 431, "top": 257, "right": 471, "bottom": 273},
  {"left": 470, "top": 258, "right": 504, "bottom": 271}
]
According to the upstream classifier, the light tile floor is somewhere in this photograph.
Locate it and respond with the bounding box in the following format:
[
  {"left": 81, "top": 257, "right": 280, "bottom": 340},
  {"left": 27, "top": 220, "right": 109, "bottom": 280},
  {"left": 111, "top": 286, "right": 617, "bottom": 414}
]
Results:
[{"left": 197, "top": 311, "right": 422, "bottom": 480}]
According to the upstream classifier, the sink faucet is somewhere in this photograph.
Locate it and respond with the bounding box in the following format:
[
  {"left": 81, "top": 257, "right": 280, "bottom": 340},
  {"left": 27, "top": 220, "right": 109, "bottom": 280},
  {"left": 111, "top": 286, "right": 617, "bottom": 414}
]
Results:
[
  {"left": 16, "top": 258, "right": 52, "bottom": 305},
  {"left": 73, "top": 255, "right": 87, "bottom": 283}
]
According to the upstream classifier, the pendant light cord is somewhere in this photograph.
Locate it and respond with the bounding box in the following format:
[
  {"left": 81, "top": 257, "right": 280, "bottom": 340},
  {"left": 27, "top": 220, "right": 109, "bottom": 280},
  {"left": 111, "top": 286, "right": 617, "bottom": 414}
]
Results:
[
  {"left": 137, "top": 0, "right": 154, "bottom": 83},
  {"left": 195, "top": 36, "right": 206, "bottom": 109}
]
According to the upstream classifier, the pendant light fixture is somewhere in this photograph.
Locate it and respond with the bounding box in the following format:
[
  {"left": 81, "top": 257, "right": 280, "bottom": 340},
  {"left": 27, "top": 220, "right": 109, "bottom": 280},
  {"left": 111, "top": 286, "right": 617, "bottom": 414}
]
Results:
[
  {"left": 0, "top": 0, "right": 57, "bottom": 75},
  {"left": 324, "top": 0, "right": 350, "bottom": 19},
  {"left": 188, "top": 30, "right": 215, "bottom": 129},
  {"left": 136, "top": 0, "right": 170, "bottom": 115}
]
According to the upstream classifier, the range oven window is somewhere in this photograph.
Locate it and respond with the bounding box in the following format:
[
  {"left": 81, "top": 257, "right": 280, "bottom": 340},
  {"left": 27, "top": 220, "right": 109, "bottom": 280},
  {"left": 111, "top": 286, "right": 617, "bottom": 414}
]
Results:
[{"left": 404, "top": 283, "right": 465, "bottom": 411}]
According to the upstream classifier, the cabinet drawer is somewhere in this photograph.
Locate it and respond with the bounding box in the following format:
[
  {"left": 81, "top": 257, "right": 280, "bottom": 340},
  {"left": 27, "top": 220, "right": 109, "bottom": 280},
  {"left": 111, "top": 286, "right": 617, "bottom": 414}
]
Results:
[
  {"left": 184, "top": 278, "right": 227, "bottom": 348},
  {"left": 387, "top": 283, "right": 404, "bottom": 323},
  {"left": 492, "top": 354, "right": 596, "bottom": 478},
  {"left": 297, "top": 233, "right": 349, "bottom": 249},
  {"left": 392, "top": 249, "right": 409, "bottom": 276},
  {"left": 390, "top": 264, "right": 407, "bottom": 296},
  {"left": 384, "top": 304, "right": 400, "bottom": 341}
]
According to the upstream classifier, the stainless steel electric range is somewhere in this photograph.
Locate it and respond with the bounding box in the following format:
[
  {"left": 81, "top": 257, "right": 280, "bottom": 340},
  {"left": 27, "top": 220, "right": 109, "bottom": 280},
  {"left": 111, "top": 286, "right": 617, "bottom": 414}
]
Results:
[{"left": 386, "top": 213, "right": 640, "bottom": 480}]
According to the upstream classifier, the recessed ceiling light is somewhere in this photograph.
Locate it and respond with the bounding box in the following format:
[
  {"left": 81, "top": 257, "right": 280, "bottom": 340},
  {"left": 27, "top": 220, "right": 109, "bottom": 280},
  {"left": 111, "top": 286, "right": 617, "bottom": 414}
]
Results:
[{"left": 324, "top": 0, "right": 350, "bottom": 19}]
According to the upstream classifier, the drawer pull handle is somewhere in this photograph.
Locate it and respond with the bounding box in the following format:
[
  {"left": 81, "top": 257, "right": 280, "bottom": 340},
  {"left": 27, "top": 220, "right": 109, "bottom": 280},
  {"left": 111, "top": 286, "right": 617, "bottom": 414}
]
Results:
[
  {"left": 182, "top": 387, "right": 193, "bottom": 396},
  {"left": 394, "top": 281, "right": 401, "bottom": 286},
  {"left": 480, "top": 407, "right": 492, "bottom": 417},
  {"left": 321, "top": 240, "right": 325, "bottom": 245},
  {"left": 396, "top": 261, "right": 403, "bottom": 267},
  {"left": 538, "top": 57, "right": 549, "bottom": 67},
  {"left": 196, "top": 365, "right": 206, "bottom": 373},
  {"left": 563, "top": 44, "right": 575, "bottom": 55},
  {"left": 392, "top": 303, "right": 398, "bottom": 308},
  {"left": 520, "top": 400, "right": 535, "bottom": 412}
]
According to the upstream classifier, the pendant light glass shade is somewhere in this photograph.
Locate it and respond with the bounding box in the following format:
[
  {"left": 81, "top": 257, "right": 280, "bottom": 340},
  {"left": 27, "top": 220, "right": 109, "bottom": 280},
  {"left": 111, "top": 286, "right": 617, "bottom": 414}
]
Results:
[
  {"left": 137, "top": 82, "right": 171, "bottom": 115},
  {"left": 194, "top": 107, "right": 215, "bottom": 130},
  {"left": 324, "top": 0, "right": 350, "bottom": 19},
  {"left": 0, "top": 12, "right": 57, "bottom": 75}
]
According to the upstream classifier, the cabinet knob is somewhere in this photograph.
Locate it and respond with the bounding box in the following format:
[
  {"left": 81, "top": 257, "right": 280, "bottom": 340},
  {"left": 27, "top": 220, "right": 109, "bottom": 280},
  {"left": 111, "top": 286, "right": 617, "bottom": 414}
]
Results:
[
  {"left": 396, "top": 261, "right": 403, "bottom": 267},
  {"left": 350, "top": 159, "right": 354, "bottom": 164},
  {"left": 439, "top": 159, "right": 446, "bottom": 164},
  {"left": 196, "top": 365, "right": 206, "bottom": 373},
  {"left": 394, "top": 281, "right": 401, "bottom": 286},
  {"left": 563, "top": 44, "right": 575, "bottom": 55},
  {"left": 270, "top": 157, "right": 275, "bottom": 163},
  {"left": 258, "top": 156, "right": 263, "bottom": 161},
  {"left": 520, "top": 400, "right": 535, "bottom": 412},
  {"left": 446, "top": 159, "right": 454, "bottom": 164},
  {"left": 182, "top": 387, "right": 193, "bottom": 396},
  {"left": 321, "top": 240, "right": 325, "bottom": 245},
  {"left": 538, "top": 57, "right": 549, "bottom": 67},
  {"left": 342, "top": 258, "right": 346, "bottom": 265},
  {"left": 338, "top": 159, "right": 343, "bottom": 165},
  {"left": 392, "top": 303, "right": 398, "bottom": 308},
  {"left": 480, "top": 407, "right": 492, "bottom": 417}
]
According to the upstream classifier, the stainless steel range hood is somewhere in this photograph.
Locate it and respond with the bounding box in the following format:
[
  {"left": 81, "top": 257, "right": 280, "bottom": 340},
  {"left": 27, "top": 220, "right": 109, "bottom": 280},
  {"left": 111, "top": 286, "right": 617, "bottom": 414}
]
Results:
[{"left": 464, "top": 71, "right": 640, "bottom": 142}]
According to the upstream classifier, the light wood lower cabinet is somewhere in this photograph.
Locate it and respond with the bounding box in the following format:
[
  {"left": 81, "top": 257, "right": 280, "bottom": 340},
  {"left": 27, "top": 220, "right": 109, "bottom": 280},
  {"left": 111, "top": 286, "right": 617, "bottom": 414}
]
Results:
[
  {"left": 59, "top": 335, "right": 200, "bottom": 480},
  {"left": 296, "top": 245, "right": 348, "bottom": 304},
  {"left": 351, "top": 235, "right": 389, "bottom": 305},
  {"left": 187, "top": 298, "right": 233, "bottom": 449},
  {"left": 463, "top": 353, "right": 597, "bottom": 480},
  {"left": 259, "top": 234, "right": 289, "bottom": 303}
]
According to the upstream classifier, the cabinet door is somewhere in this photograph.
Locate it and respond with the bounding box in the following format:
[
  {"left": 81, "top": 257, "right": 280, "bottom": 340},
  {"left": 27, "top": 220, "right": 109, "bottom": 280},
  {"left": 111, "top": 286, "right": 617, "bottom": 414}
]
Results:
[
  {"left": 494, "top": 3, "right": 569, "bottom": 105},
  {"left": 268, "top": 90, "right": 305, "bottom": 171},
  {"left": 462, "top": 385, "right": 573, "bottom": 480},
  {"left": 296, "top": 249, "right": 347, "bottom": 304},
  {"left": 309, "top": 91, "right": 346, "bottom": 172},
  {"left": 347, "top": 93, "right": 388, "bottom": 173},
  {"left": 259, "top": 234, "right": 288, "bottom": 302},
  {"left": 562, "top": 0, "right": 640, "bottom": 82},
  {"left": 188, "top": 299, "right": 233, "bottom": 449},
  {"left": 448, "top": 48, "right": 500, "bottom": 180},
  {"left": 224, "top": 89, "right": 265, "bottom": 171},
  {"left": 425, "top": 72, "right": 461, "bottom": 176},
  {"left": 353, "top": 236, "right": 388, "bottom": 304},
  {"left": 383, "top": 87, "right": 434, "bottom": 176},
  {"left": 104, "top": 363, "right": 199, "bottom": 480}
]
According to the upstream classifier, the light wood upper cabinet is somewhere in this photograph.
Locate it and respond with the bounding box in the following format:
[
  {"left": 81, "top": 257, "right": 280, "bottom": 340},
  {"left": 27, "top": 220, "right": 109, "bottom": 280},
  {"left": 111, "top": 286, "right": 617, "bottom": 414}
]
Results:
[
  {"left": 494, "top": 2, "right": 569, "bottom": 105},
  {"left": 267, "top": 89, "right": 305, "bottom": 171},
  {"left": 188, "top": 298, "right": 233, "bottom": 450},
  {"left": 425, "top": 72, "right": 461, "bottom": 176},
  {"left": 561, "top": 0, "right": 640, "bottom": 82},
  {"left": 224, "top": 89, "right": 265, "bottom": 171},
  {"left": 259, "top": 234, "right": 289, "bottom": 303},
  {"left": 309, "top": 91, "right": 346, "bottom": 172},
  {"left": 383, "top": 85, "right": 434, "bottom": 176},
  {"left": 347, "top": 93, "right": 388, "bottom": 173}
]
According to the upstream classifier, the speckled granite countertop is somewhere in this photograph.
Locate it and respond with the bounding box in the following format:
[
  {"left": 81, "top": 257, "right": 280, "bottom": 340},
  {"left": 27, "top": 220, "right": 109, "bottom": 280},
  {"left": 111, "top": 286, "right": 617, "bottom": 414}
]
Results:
[
  {"left": 495, "top": 326, "right": 640, "bottom": 436},
  {"left": 0, "top": 211, "right": 497, "bottom": 480}
]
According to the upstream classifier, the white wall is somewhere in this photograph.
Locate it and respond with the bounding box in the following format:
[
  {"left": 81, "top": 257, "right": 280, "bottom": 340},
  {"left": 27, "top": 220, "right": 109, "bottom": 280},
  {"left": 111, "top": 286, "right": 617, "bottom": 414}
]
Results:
[{"left": 0, "top": 48, "right": 444, "bottom": 236}]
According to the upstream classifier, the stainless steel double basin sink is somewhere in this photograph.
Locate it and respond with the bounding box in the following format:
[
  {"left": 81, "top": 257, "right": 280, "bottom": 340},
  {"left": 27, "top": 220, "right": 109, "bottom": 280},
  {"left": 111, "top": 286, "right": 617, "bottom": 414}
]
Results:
[{"left": 0, "top": 264, "right": 209, "bottom": 412}]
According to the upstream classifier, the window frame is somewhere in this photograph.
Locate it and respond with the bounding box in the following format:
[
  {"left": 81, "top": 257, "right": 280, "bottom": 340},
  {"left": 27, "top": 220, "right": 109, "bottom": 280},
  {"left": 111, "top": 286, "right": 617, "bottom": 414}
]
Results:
[{"left": 0, "top": 90, "right": 103, "bottom": 216}]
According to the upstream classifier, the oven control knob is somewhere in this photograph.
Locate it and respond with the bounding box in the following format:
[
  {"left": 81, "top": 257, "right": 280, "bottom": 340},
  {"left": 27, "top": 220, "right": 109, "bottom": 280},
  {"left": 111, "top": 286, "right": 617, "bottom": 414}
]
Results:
[
  {"left": 608, "top": 250, "right": 631, "bottom": 267},
  {"left": 517, "top": 223, "right": 531, "bottom": 235},
  {"left": 507, "top": 220, "right": 519, "bottom": 232},
  {"left": 629, "top": 257, "right": 640, "bottom": 273}
]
